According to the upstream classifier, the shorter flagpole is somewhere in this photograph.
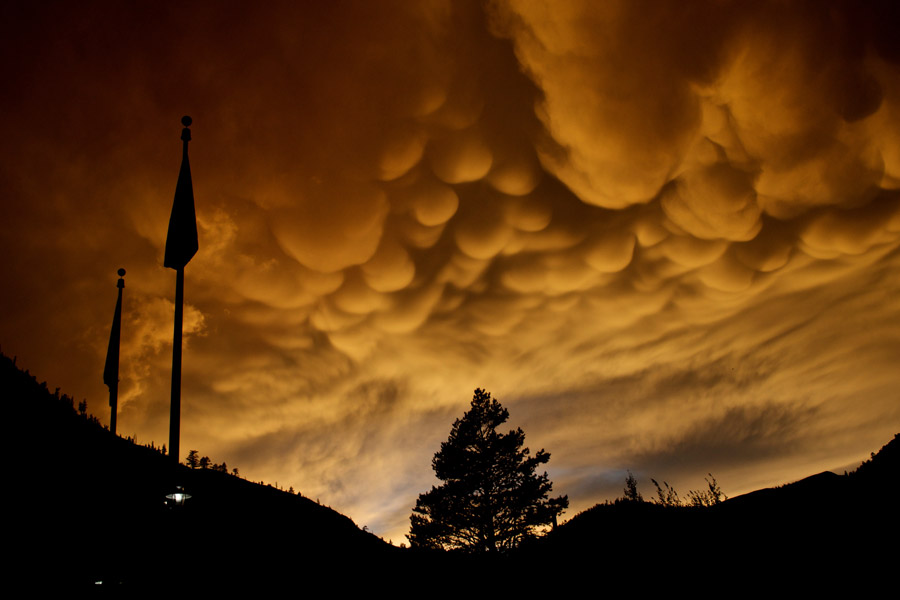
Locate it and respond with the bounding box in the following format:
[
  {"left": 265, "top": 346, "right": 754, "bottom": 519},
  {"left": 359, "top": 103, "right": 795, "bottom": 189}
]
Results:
[{"left": 103, "top": 268, "right": 125, "bottom": 435}]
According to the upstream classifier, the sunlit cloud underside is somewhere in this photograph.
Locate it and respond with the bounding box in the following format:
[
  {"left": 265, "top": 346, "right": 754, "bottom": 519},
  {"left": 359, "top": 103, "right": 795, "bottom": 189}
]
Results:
[{"left": 1, "top": 1, "right": 898, "bottom": 544}]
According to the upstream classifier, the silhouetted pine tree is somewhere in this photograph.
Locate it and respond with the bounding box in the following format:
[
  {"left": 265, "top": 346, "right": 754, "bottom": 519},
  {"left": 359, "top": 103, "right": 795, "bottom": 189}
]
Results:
[{"left": 409, "top": 389, "right": 567, "bottom": 552}]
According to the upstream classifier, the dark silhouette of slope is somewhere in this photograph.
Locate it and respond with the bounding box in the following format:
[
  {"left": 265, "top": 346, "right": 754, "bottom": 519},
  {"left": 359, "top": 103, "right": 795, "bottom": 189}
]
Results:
[
  {"left": 6, "top": 348, "right": 897, "bottom": 591},
  {"left": 518, "top": 434, "right": 898, "bottom": 589},
  {"left": 4, "top": 351, "right": 404, "bottom": 591}
]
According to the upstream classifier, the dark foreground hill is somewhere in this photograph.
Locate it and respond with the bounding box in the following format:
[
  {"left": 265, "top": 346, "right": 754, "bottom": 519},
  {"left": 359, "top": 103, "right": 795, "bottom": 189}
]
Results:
[
  {"left": 4, "top": 351, "right": 408, "bottom": 591},
  {"left": 5, "top": 349, "right": 897, "bottom": 592},
  {"left": 519, "top": 433, "right": 898, "bottom": 590}
]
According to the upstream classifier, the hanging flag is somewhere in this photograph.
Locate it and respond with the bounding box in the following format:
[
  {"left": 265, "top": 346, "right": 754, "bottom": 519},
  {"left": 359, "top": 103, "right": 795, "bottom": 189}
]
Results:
[
  {"left": 103, "top": 270, "right": 124, "bottom": 391},
  {"left": 164, "top": 116, "right": 198, "bottom": 269},
  {"left": 104, "top": 269, "right": 125, "bottom": 435}
]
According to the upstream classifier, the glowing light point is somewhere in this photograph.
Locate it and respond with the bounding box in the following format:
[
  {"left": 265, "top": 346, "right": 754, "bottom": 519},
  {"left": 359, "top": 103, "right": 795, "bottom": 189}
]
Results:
[{"left": 165, "top": 486, "right": 192, "bottom": 506}]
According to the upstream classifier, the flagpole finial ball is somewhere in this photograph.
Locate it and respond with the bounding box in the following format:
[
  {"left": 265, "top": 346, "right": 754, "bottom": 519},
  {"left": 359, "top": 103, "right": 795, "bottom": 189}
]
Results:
[
  {"left": 181, "top": 116, "right": 192, "bottom": 127},
  {"left": 118, "top": 268, "right": 126, "bottom": 277}
]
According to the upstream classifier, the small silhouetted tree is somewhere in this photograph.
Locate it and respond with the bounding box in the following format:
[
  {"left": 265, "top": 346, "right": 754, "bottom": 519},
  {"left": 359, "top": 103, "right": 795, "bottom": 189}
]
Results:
[
  {"left": 623, "top": 470, "right": 643, "bottom": 502},
  {"left": 686, "top": 474, "right": 726, "bottom": 506},
  {"left": 687, "top": 489, "right": 709, "bottom": 506},
  {"left": 651, "top": 478, "right": 682, "bottom": 506},
  {"left": 186, "top": 450, "right": 199, "bottom": 469},
  {"left": 408, "top": 389, "right": 568, "bottom": 552},
  {"left": 199, "top": 456, "right": 210, "bottom": 469},
  {"left": 705, "top": 473, "right": 725, "bottom": 504}
]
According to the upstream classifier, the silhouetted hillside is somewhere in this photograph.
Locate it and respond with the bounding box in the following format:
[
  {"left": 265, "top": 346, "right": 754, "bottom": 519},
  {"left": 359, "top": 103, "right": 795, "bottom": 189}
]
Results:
[
  {"left": 5, "top": 351, "right": 403, "bottom": 591},
  {"left": 520, "top": 433, "right": 898, "bottom": 589},
  {"left": 6, "top": 349, "right": 897, "bottom": 592}
]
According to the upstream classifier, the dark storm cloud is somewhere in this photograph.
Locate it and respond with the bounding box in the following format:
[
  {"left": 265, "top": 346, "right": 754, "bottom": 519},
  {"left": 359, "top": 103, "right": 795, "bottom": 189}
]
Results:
[
  {"left": 1, "top": 0, "right": 899, "bottom": 544},
  {"left": 633, "top": 402, "right": 820, "bottom": 473}
]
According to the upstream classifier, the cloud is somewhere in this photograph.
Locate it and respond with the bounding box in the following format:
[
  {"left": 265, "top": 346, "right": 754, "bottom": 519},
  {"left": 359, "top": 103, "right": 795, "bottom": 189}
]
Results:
[
  {"left": 635, "top": 402, "right": 820, "bottom": 472},
  {"left": 1, "top": 0, "right": 899, "bottom": 546}
]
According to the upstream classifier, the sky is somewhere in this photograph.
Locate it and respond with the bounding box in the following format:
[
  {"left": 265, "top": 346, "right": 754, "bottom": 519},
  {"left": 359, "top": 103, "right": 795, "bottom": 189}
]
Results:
[{"left": 2, "top": 0, "right": 899, "bottom": 545}]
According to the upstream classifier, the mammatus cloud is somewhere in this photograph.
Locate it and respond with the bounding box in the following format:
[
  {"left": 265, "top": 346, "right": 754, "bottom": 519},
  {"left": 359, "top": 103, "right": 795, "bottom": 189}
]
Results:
[{"left": 1, "top": 1, "right": 898, "bottom": 543}]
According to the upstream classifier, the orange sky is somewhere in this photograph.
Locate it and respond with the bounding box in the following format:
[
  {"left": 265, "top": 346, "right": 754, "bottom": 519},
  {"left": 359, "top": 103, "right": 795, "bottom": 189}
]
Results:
[{"left": 1, "top": 0, "right": 899, "bottom": 545}]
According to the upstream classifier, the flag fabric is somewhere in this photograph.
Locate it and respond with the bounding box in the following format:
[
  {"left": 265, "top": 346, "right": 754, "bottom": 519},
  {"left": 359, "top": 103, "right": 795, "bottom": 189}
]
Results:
[
  {"left": 163, "top": 143, "right": 198, "bottom": 269},
  {"left": 103, "top": 289, "right": 122, "bottom": 393}
]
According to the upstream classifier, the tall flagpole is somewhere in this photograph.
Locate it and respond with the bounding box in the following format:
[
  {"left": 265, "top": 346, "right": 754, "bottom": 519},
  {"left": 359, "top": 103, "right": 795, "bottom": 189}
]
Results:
[
  {"left": 103, "top": 267, "right": 126, "bottom": 435},
  {"left": 165, "top": 116, "right": 199, "bottom": 464},
  {"left": 169, "top": 266, "right": 184, "bottom": 463}
]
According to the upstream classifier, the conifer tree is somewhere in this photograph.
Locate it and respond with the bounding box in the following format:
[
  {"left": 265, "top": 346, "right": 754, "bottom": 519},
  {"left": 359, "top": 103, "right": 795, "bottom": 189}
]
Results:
[
  {"left": 623, "top": 470, "right": 643, "bottom": 502},
  {"left": 409, "top": 389, "right": 567, "bottom": 552}
]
